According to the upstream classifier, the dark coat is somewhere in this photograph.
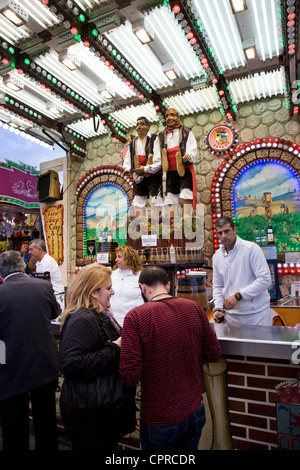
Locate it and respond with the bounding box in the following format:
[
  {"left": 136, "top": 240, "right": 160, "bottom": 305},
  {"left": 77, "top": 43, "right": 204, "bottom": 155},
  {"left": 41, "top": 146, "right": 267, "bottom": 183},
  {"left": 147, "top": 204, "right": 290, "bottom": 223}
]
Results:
[
  {"left": 0, "top": 273, "right": 60, "bottom": 401},
  {"left": 59, "top": 308, "right": 121, "bottom": 381},
  {"left": 59, "top": 309, "right": 136, "bottom": 449}
]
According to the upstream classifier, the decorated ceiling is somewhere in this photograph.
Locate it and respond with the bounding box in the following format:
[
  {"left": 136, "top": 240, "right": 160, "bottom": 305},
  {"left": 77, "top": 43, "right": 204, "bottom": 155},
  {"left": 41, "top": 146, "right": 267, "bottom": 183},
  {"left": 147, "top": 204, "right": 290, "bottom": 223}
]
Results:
[{"left": 0, "top": 0, "right": 298, "bottom": 158}]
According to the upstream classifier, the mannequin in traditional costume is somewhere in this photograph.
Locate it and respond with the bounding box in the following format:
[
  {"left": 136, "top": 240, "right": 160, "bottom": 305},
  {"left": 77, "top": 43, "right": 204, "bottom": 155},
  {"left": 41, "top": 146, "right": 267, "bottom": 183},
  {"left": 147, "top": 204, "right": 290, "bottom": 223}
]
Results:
[
  {"left": 158, "top": 108, "right": 198, "bottom": 217},
  {"left": 122, "top": 117, "right": 163, "bottom": 216}
]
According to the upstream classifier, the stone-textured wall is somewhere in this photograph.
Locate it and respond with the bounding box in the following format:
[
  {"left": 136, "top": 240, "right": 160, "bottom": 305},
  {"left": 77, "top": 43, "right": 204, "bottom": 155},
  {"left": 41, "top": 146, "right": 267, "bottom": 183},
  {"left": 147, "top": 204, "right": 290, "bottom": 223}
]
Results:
[{"left": 69, "top": 96, "right": 300, "bottom": 276}]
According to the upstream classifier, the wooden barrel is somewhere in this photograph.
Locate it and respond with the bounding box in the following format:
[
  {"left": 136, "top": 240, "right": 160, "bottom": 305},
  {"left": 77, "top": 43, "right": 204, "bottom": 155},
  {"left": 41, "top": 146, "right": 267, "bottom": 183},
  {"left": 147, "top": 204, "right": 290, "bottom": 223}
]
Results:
[{"left": 176, "top": 272, "right": 208, "bottom": 310}]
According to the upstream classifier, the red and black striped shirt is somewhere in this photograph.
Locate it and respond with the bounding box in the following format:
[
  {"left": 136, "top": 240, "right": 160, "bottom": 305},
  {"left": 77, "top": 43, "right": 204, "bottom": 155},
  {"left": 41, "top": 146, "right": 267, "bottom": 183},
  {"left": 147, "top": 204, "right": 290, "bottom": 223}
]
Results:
[{"left": 120, "top": 297, "right": 221, "bottom": 426}]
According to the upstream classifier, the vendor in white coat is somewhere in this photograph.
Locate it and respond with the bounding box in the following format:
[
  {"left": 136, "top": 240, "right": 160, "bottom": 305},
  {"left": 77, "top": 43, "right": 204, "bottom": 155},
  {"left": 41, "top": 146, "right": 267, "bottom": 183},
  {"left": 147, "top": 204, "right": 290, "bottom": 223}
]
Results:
[
  {"left": 29, "top": 238, "right": 65, "bottom": 313},
  {"left": 110, "top": 245, "right": 144, "bottom": 327},
  {"left": 212, "top": 216, "right": 272, "bottom": 327}
]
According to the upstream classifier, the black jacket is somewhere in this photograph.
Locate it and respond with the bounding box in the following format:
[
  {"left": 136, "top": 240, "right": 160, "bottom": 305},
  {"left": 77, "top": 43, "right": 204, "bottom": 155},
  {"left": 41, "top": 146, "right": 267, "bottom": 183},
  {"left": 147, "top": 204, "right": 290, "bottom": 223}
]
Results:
[
  {"left": 59, "top": 308, "right": 121, "bottom": 382},
  {"left": 0, "top": 273, "right": 60, "bottom": 401}
]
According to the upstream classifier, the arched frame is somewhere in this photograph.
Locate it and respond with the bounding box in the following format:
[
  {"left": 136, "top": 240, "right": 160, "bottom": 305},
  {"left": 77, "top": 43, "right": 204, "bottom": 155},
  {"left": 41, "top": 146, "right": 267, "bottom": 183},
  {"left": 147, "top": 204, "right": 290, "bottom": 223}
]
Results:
[
  {"left": 211, "top": 138, "right": 300, "bottom": 253},
  {"left": 75, "top": 165, "right": 133, "bottom": 266}
]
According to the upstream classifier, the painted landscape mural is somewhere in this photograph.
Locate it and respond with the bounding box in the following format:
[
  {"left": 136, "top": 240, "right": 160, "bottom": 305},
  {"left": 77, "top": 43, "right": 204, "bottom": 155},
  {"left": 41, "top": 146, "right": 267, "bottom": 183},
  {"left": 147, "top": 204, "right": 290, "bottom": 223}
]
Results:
[
  {"left": 84, "top": 183, "right": 129, "bottom": 255},
  {"left": 232, "top": 161, "right": 300, "bottom": 252}
]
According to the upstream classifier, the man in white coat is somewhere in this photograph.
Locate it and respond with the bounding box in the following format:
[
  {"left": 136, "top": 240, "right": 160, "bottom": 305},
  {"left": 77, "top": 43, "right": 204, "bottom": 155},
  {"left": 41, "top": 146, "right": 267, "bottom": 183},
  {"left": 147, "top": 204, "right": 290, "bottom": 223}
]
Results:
[
  {"left": 212, "top": 216, "right": 272, "bottom": 327},
  {"left": 29, "top": 238, "right": 65, "bottom": 312}
]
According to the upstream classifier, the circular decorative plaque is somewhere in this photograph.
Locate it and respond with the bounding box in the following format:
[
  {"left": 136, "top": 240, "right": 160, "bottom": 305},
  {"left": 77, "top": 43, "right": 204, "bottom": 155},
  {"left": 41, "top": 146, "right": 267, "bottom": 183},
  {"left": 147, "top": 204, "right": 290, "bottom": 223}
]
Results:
[{"left": 206, "top": 124, "right": 237, "bottom": 155}]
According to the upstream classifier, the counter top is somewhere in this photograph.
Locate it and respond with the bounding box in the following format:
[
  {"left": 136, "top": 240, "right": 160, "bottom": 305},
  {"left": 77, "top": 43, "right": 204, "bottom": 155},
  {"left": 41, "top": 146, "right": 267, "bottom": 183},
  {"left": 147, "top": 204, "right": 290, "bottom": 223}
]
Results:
[
  {"left": 52, "top": 321, "right": 300, "bottom": 361},
  {"left": 211, "top": 323, "right": 300, "bottom": 360}
]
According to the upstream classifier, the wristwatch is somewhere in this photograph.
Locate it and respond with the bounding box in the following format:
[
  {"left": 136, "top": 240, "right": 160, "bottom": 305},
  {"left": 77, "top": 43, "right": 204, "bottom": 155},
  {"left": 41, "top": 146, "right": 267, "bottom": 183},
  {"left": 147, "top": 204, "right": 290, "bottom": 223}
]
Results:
[
  {"left": 235, "top": 293, "right": 242, "bottom": 301},
  {"left": 213, "top": 307, "right": 224, "bottom": 313}
]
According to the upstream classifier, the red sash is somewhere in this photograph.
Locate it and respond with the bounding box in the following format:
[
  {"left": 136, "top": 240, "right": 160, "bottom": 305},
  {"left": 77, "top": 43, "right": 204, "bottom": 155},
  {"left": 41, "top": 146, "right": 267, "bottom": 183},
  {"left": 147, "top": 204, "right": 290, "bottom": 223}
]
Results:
[
  {"left": 138, "top": 155, "right": 146, "bottom": 166},
  {"left": 167, "top": 146, "right": 197, "bottom": 209}
]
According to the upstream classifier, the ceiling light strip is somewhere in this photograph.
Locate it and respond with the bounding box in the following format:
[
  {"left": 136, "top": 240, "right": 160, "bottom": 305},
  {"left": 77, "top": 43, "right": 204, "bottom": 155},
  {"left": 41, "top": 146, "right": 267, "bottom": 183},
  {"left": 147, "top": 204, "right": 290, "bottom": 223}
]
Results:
[
  {"left": 64, "top": 48, "right": 128, "bottom": 101},
  {"left": 261, "top": 0, "right": 273, "bottom": 59},
  {"left": 0, "top": 17, "right": 28, "bottom": 42},
  {"left": 204, "top": 0, "right": 233, "bottom": 70},
  {"left": 21, "top": 0, "right": 54, "bottom": 29},
  {"left": 168, "top": 95, "right": 190, "bottom": 115},
  {"left": 74, "top": 0, "right": 90, "bottom": 10},
  {"left": 271, "top": 0, "right": 280, "bottom": 57},
  {"left": 222, "top": 0, "right": 246, "bottom": 66},
  {"left": 1, "top": 88, "right": 54, "bottom": 121},
  {"left": 159, "top": 7, "right": 200, "bottom": 77},
  {"left": 183, "top": 90, "right": 200, "bottom": 113},
  {"left": 193, "top": 1, "right": 226, "bottom": 72},
  {"left": 191, "top": 89, "right": 205, "bottom": 111},
  {"left": 36, "top": 52, "right": 102, "bottom": 104},
  {"left": 30, "top": 0, "right": 59, "bottom": 23},
  {"left": 14, "top": 73, "right": 79, "bottom": 115},
  {"left": 196, "top": 89, "right": 211, "bottom": 111},
  {"left": 150, "top": 6, "right": 202, "bottom": 78},
  {"left": 205, "top": 87, "right": 220, "bottom": 109},
  {"left": 252, "top": 0, "right": 266, "bottom": 61},
  {"left": 146, "top": 12, "right": 191, "bottom": 80},
  {"left": 230, "top": 81, "right": 242, "bottom": 103},
  {"left": 108, "top": 25, "right": 167, "bottom": 89},
  {"left": 32, "top": 54, "right": 100, "bottom": 113}
]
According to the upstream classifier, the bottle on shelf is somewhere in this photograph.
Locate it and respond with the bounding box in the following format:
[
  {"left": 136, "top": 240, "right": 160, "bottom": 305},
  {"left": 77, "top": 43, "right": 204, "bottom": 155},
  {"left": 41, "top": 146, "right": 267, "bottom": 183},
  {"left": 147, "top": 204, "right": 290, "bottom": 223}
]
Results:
[
  {"left": 99, "top": 230, "right": 106, "bottom": 243},
  {"left": 254, "top": 228, "right": 261, "bottom": 245},
  {"left": 261, "top": 227, "right": 267, "bottom": 246},
  {"left": 169, "top": 244, "right": 176, "bottom": 264},
  {"left": 106, "top": 229, "right": 112, "bottom": 242},
  {"left": 267, "top": 219, "right": 274, "bottom": 244}
]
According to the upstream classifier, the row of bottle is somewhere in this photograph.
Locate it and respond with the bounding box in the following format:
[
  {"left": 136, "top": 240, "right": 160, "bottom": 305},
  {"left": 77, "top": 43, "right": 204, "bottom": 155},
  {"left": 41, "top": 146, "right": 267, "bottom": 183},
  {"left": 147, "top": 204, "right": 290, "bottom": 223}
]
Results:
[
  {"left": 98, "top": 230, "right": 113, "bottom": 243},
  {"left": 254, "top": 220, "right": 274, "bottom": 245},
  {"left": 138, "top": 245, "right": 202, "bottom": 264}
]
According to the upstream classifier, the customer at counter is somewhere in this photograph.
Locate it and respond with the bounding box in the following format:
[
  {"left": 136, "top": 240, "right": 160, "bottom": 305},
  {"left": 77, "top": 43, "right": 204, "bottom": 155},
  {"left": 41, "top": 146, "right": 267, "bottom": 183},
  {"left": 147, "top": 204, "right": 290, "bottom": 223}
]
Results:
[
  {"left": 29, "top": 238, "right": 64, "bottom": 311},
  {"left": 110, "top": 245, "right": 144, "bottom": 327},
  {"left": 0, "top": 251, "right": 60, "bottom": 451},
  {"left": 120, "top": 266, "right": 221, "bottom": 450},
  {"left": 59, "top": 263, "right": 136, "bottom": 451},
  {"left": 212, "top": 216, "right": 272, "bottom": 327}
]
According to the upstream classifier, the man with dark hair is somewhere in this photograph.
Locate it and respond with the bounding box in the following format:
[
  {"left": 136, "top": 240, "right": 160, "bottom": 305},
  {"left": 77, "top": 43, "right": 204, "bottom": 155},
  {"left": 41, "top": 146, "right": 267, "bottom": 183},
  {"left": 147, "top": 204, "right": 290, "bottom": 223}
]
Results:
[
  {"left": 212, "top": 216, "right": 272, "bottom": 326},
  {"left": 0, "top": 251, "right": 60, "bottom": 450},
  {"left": 122, "top": 116, "right": 163, "bottom": 210},
  {"left": 120, "top": 265, "right": 221, "bottom": 450},
  {"left": 29, "top": 238, "right": 64, "bottom": 311}
]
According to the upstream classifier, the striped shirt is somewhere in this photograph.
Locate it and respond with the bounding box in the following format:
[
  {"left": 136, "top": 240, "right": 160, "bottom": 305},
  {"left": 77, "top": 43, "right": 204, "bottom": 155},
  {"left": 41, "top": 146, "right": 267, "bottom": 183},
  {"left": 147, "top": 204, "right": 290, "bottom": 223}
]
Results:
[{"left": 119, "top": 297, "right": 221, "bottom": 426}]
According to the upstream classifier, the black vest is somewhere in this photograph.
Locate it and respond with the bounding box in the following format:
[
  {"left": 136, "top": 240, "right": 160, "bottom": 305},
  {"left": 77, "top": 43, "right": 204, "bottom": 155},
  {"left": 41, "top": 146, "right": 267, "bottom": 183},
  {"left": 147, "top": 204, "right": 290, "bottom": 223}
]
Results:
[
  {"left": 159, "top": 126, "right": 190, "bottom": 156},
  {"left": 129, "top": 134, "right": 157, "bottom": 170}
]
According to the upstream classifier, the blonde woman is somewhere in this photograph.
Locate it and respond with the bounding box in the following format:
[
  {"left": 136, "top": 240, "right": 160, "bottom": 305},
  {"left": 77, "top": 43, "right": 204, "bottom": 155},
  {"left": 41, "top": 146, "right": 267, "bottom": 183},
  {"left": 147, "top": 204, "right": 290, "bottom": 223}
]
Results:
[
  {"left": 110, "top": 245, "right": 144, "bottom": 327},
  {"left": 59, "top": 263, "right": 135, "bottom": 451}
]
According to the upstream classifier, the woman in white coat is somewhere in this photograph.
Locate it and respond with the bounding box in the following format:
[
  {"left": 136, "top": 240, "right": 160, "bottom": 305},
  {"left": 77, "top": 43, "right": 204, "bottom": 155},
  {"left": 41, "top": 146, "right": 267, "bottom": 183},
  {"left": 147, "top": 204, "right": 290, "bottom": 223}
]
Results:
[{"left": 110, "top": 245, "right": 144, "bottom": 327}]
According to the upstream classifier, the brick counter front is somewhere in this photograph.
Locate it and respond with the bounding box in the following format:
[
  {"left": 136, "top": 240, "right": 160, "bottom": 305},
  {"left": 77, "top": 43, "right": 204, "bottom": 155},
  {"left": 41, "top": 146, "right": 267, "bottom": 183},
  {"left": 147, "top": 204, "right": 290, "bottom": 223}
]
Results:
[
  {"left": 225, "top": 355, "right": 299, "bottom": 450},
  {"left": 211, "top": 324, "right": 300, "bottom": 450}
]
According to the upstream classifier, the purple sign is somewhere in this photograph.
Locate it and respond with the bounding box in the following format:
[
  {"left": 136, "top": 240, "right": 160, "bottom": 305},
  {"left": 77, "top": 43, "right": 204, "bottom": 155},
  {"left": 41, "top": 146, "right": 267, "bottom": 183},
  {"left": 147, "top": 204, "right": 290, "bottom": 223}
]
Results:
[{"left": 0, "top": 161, "right": 39, "bottom": 207}]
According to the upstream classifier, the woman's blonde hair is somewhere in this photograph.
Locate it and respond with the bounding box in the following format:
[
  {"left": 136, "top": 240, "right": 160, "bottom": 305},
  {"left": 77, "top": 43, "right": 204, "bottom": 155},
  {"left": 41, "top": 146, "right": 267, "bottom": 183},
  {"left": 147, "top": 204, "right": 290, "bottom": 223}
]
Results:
[
  {"left": 60, "top": 263, "right": 112, "bottom": 327},
  {"left": 114, "top": 245, "right": 142, "bottom": 275}
]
